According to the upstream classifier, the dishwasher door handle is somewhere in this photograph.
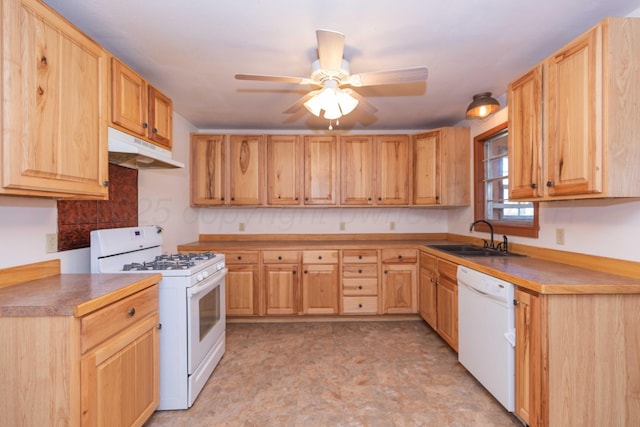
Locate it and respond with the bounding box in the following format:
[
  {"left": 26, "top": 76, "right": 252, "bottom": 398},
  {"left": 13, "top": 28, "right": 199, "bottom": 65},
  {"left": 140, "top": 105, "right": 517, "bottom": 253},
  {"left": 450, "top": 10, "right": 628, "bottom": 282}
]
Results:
[{"left": 459, "top": 281, "right": 490, "bottom": 297}]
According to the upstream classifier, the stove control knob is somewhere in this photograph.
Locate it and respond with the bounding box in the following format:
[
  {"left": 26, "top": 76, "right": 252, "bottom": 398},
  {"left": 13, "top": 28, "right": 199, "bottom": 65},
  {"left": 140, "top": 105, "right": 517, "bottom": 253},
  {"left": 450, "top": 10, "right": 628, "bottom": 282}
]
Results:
[
  {"left": 197, "top": 273, "right": 204, "bottom": 282},
  {"left": 202, "top": 271, "right": 209, "bottom": 278}
]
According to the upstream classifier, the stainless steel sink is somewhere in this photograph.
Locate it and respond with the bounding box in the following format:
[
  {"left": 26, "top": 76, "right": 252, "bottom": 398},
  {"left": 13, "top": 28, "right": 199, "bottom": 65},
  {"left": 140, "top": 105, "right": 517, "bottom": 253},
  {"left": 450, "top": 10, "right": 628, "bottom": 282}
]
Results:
[{"left": 427, "top": 244, "right": 525, "bottom": 257}]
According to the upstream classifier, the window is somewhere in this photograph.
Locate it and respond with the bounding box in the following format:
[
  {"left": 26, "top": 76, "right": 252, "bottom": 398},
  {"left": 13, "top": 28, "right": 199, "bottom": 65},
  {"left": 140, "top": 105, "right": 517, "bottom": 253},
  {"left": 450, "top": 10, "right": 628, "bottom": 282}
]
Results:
[{"left": 474, "top": 122, "right": 539, "bottom": 238}]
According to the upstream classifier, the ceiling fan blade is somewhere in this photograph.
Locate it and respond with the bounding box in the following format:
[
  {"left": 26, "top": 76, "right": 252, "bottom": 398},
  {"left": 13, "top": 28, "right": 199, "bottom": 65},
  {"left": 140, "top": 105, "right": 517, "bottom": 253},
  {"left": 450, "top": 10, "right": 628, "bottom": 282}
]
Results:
[
  {"left": 316, "top": 29, "right": 345, "bottom": 70},
  {"left": 235, "top": 73, "right": 317, "bottom": 85},
  {"left": 348, "top": 66, "right": 429, "bottom": 87},
  {"left": 346, "top": 89, "right": 378, "bottom": 115},
  {"left": 283, "top": 91, "right": 319, "bottom": 114}
]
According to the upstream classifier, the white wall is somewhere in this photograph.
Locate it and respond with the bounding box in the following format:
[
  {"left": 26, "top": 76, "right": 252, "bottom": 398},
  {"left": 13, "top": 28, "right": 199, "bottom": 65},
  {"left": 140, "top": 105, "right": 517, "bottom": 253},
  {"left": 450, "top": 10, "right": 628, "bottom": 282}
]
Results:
[
  {"left": 448, "top": 105, "right": 640, "bottom": 263},
  {"left": 0, "top": 111, "right": 197, "bottom": 272}
]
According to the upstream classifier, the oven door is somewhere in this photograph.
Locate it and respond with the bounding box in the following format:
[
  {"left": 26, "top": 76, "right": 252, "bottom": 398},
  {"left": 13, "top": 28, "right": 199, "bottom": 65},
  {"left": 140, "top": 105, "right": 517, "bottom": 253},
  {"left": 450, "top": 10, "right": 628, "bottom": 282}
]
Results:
[{"left": 186, "top": 268, "right": 227, "bottom": 375}]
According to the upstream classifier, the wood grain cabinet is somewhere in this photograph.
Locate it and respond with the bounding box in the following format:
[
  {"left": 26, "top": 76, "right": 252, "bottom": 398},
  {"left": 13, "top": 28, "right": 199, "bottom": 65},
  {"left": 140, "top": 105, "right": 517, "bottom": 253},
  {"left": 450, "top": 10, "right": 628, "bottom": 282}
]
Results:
[
  {"left": 225, "top": 251, "right": 261, "bottom": 316},
  {"left": 508, "top": 17, "right": 640, "bottom": 201},
  {"left": 266, "top": 135, "right": 303, "bottom": 205},
  {"left": 0, "top": 0, "right": 109, "bottom": 199},
  {"left": 263, "top": 250, "right": 300, "bottom": 315},
  {"left": 418, "top": 251, "right": 438, "bottom": 329},
  {"left": 304, "top": 135, "right": 338, "bottom": 205},
  {"left": 190, "top": 134, "right": 264, "bottom": 206},
  {"left": 0, "top": 284, "right": 160, "bottom": 427},
  {"left": 301, "top": 250, "right": 339, "bottom": 314},
  {"left": 513, "top": 287, "right": 640, "bottom": 426},
  {"left": 340, "top": 135, "right": 412, "bottom": 205},
  {"left": 111, "top": 57, "right": 172, "bottom": 149},
  {"left": 341, "top": 249, "right": 380, "bottom": 314},
  {"left": 413, "top": 128, "right": 470, "bottom": 206},
  {"left": 381, "top": 249, "right": 418, "bottom": 314},
  {"left": 435, "top": 258, "right": 458, "bottom": 351}
]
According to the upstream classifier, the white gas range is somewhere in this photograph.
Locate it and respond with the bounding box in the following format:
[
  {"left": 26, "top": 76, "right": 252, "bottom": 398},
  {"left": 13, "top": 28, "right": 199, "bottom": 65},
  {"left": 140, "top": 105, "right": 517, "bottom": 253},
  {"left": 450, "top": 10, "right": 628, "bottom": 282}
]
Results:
[{"left": 90, "top": 226, "right": 226, "bottom": 410}]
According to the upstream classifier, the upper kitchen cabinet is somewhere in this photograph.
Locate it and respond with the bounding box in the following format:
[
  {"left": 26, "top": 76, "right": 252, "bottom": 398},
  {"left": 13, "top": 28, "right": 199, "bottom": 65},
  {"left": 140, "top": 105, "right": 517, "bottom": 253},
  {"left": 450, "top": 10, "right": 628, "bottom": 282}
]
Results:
[
  {"left": 340, "top": 135, "right": 411, "bottom": 206},
  {"left": 413, "top": 127, "right": 470, "bottom": 206},
  {"left": 304, "top": 135, "right": 338, "bottom": 205},
  {"left": 111, "top": 57, "right": 172, "bottom": 150},
  {"left": 0, "top": 0, "right": 109, "bottom": 199},
  {"left": 508, "top": 17, "right": 640, "bottom": 201},
  {"left": 266, "top": 135, "right": 302, "bottom": 205},
  {"left": 190, "top": 134, "right": 265, "bottom": 206}
]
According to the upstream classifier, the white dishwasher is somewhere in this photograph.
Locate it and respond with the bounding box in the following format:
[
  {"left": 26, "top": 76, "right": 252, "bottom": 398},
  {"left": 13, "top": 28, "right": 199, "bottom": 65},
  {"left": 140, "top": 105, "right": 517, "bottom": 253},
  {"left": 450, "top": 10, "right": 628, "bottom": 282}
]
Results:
[{"left": 457, "top": 265, "right": 515, "bottom": 412}]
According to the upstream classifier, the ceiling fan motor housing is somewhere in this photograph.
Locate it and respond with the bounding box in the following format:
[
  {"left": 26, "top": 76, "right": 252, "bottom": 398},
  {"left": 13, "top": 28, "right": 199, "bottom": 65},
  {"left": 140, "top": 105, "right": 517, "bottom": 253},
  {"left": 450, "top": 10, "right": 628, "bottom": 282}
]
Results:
[{"left": 310, "top": 59, "right": 351, "bottom": 84}]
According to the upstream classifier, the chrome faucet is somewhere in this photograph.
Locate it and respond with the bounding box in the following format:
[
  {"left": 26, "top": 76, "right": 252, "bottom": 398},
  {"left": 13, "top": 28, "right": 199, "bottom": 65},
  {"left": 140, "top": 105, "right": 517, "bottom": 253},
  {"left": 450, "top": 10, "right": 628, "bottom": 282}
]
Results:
[{"left": 469, "top": 219, "right": 495, "bottom": 249}]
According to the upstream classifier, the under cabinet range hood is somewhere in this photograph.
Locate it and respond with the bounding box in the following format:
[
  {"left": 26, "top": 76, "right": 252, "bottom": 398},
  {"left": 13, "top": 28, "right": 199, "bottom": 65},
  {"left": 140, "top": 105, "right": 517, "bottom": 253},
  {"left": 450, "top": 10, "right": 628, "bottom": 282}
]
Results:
[{"left": 107, "top": 126, "right": 184, "bottom": 169}]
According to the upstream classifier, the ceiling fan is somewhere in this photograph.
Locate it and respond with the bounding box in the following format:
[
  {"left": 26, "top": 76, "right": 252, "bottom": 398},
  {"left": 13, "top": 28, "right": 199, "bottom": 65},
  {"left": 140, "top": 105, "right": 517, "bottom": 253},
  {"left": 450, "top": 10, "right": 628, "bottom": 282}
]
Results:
[{"left": 235, "top": 29, "right": 428, "bottom": 129}]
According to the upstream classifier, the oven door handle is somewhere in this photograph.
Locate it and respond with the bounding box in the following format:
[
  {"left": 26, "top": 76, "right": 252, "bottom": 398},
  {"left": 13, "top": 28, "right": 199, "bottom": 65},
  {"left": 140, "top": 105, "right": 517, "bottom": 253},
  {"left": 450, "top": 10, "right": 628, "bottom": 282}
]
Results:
[{"left": 187, "top": 268, "right": 228, "bottom": 298}]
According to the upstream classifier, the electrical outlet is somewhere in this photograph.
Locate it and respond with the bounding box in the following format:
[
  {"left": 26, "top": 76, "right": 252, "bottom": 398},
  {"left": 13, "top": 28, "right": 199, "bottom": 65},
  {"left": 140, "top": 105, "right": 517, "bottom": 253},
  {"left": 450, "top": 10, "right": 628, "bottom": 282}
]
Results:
[
  {"left": 390, "top": 221, "right": 396, "bottom": 231},
  {"left": 339, "top": 222, "right": 346, "bottom": 231},
  {"left": 46, "top": 233, "right": 58, "bottom": 253},
  {"left": 556, "top": 228, "right": 565, "bottom": 245},
  {"left": 239, "top": 223, "right": 245, "bottom": 232}
]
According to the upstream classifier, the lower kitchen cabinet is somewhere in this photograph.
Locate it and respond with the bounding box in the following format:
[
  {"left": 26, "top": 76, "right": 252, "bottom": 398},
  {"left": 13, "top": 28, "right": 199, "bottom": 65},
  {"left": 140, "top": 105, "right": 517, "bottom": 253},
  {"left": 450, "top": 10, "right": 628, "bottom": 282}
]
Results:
[
  {"left": 435, "top": 258, "right": 458, "bottom": 351},
  {"left": 225, "top": 251, "right": 260, "bottom": 316},
  {"left": 514, "top": 287, "right": 540, "bottom": 426},
  {"left": 341, "top": 249, "right": 380, "bottom": 315},
  {"left": 418, "top": 252, "right": 438, "bottom": 328},
  {"left": 301, "top": 250, "right": 339, "bottom": 314},
  {"left": 0, "top": 283, "right": 160, "bottom": 427},
  {"left": 264, "top": 265, "right": 299, "bottom": 315},
  {"left": 381, "top": 249, "right": 418, "bottom": 314}
]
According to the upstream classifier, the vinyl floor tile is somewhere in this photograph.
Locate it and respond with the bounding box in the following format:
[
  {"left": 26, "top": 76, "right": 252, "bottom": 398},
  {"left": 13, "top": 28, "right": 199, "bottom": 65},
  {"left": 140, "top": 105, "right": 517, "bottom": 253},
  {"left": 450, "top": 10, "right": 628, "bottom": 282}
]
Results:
[{"left": 145, "top": 320, "right": 522, "bottom": 427}]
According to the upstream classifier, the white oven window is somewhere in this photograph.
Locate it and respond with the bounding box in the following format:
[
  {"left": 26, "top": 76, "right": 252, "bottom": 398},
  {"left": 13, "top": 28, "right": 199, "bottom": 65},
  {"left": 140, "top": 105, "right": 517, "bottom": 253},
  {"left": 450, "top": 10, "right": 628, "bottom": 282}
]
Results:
[{"left": 199, "top": 285, "right": 221, "bottom": 341}]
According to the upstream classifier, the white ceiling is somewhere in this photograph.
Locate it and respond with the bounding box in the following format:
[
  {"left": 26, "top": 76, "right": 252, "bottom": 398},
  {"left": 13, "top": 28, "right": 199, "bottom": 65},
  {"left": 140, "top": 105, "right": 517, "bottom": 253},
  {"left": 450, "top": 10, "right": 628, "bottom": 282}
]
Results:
[{"left": 44, "top": 0, "right": 640, "bottom": 132}]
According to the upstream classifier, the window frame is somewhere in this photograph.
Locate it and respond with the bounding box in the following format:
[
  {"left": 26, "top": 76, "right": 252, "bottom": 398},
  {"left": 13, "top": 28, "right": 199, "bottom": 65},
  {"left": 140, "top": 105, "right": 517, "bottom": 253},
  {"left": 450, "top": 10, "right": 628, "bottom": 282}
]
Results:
[{"left": 473, "top": 122, "right": 539, "bottom": 238}]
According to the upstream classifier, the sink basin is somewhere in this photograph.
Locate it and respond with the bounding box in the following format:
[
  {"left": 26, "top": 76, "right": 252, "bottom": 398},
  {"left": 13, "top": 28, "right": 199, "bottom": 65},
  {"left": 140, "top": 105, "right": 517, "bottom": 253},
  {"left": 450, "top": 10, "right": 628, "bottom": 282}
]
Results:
[{"left": 428, "top": 244, "right": 525, "bottom": 257}]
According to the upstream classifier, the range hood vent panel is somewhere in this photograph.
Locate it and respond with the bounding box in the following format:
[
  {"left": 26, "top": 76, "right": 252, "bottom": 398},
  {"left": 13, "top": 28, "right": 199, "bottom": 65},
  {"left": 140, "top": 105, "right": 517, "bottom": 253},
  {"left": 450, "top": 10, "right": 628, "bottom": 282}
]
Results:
[{"left": 107, "top": 127, "right": 184, "bottom": 169}]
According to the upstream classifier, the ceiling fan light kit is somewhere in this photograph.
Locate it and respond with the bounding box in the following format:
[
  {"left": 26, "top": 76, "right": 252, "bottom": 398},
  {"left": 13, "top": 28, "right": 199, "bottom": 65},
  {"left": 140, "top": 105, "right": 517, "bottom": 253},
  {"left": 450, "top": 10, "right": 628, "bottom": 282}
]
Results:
[
  {"left": 235, "top": 29, "right": 429, "bottom": 129},
  {"left": 466, "top": 92, "right": 500, "bottom": 120}
]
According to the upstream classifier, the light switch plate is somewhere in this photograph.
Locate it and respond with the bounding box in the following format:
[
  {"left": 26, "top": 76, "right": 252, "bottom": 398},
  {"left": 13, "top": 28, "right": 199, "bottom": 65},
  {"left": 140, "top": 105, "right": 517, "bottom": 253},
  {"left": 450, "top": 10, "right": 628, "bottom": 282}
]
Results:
[
  {"left": 46, "top": 233, "right": 58, "bottom": 253},
  {"left": 238, "top": 223, "right": 245, "bottom": 232},
  {"left": 556, "top": 228, "right": 565, "bottom": 245}
]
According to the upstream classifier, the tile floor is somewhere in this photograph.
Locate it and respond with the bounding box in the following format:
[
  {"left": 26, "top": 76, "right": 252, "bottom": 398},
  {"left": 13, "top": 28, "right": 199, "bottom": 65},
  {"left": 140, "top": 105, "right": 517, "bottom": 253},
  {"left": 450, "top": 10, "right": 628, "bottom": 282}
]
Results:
[{"left": 145, "top": 320, "right": 522, "bottom": 426}]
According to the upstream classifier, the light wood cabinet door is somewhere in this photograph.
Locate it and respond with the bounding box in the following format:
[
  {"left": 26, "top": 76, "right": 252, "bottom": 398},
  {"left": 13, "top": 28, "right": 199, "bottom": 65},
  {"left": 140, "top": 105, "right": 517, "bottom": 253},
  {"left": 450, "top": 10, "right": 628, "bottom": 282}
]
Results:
[
  {"left": 436, "top": 259, "right": 458, "bottom": 351},
  {"left": 508, "top": 66, "right": 543, "bottom": 199},
  {"left": 381, "top": 263, "right": 417, "bottom": 314},
  {"left": 1, "top": 0, "right": 108, "bottom": 199},
  {"left": 304, "top": 135, "right": 337, "bottom": 205},
  {"left": 264, "top": 265, "right": 299, "bottom": 315},
  {"left": 229, "top": 135, "right": 264, "bottom": 205},
  {"left": 82, "top": 313, "right": 160, "bottom": 427},
  {"left": 413, "top": 132, "right": 440, "bottom": 205},
  {"left": 111, "top": 57, "right": 147, "bottom": 137},
  {"left": 419, "top": 252, "right": 438, "bottom": 329},
  {"left": 340, "top": 136, "right": 375, "bottom": 205},
  {"left": 190, "top": 134, "right": 226, "bottom": 206},
  {"left": 545, "top": 25, "right": 602, "bottom": 197},
  {"left": 266, "top": 135, "right": 302, "bottom": 205},
  {"left": 226, "top": 264, "right": 260, "bottom": 316},
  {"left": 302, "top": 264, "right": 339, "bottom": 314},
  {"left": 148, "top": 86, "right": 173, "bottom": 149},
  {"left": 514, "top": 288, "right": 541, "bottom": 427},
  {"left": 375, "top": 135, "right": 411, "bottom": 205}
]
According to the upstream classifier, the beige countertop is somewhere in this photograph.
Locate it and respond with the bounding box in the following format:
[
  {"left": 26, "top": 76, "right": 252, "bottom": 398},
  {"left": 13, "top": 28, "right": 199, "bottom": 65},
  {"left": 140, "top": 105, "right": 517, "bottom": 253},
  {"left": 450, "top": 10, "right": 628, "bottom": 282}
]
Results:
[
  {"left": 0, "top": 273, "right": 161, "bottom": 317},
  {"left": 178, "top": 238, "right": 640, "bottom": 295}
]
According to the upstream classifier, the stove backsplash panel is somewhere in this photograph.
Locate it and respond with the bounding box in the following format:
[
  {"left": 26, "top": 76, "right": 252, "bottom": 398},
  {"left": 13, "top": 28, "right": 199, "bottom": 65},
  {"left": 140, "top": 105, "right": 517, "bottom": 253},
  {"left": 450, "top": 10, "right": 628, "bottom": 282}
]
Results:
[{"left": 57, "top": 164, "right": 138, "bottom": 251}]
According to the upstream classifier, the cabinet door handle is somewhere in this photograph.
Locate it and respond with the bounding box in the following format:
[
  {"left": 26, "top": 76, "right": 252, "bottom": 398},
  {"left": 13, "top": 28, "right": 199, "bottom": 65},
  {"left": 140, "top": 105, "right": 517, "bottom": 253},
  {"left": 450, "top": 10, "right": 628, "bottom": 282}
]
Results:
[
  {"left": 295, "top": 197, "right": 299, "bottom": 201},
  {"left": 102, "top": 181, "right": 110, "bottom": 187},
  {"left": 231, "top": 197, "right": 235, "bottom": 201},
  {"left": 142, "top": 123, "right": 148, "bottom": 129},
  {"left": 292, "top": 270, "right": 296, "bottom": 275},
  {"left": 530, "top": 183, "right": 537, "bottom": 189},
  {"left": 152, "top": 128, "right": 158, "bottom": 133},
  {"left": 128, "top": 308, "right": 136, "bottom": 317},
  {"left": 304, "top": 270, "right": 308, "bottom": 274},
  {"left": 513, "top": 299, "right": 520, "bottom": 306},
  {"left": 157, "top": 323, "right": 162, "bottom": 330},
  {"left": 384, "top": 270, "right": 388, "bottom": 274},
  {"left": 546, "top": 181, "right": 554, "bottom": 187}
]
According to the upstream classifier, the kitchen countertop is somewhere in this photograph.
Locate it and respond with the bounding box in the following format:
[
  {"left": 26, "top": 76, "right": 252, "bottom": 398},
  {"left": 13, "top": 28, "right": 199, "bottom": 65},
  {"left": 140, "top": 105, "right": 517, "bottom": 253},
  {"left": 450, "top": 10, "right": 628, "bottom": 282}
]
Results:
[
  {"left": 178, "top": 238, "right": 640, "bottom": 295},
  {"left": 0, "top": 273, "right": 161, "bottom": 317}
]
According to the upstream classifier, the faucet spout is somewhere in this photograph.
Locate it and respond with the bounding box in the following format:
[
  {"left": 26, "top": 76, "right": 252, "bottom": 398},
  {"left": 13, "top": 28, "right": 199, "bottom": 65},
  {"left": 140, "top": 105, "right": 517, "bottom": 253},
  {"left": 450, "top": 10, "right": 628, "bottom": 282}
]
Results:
[{"left": 469, "top": 219, "right": 495, "bottom": 249}]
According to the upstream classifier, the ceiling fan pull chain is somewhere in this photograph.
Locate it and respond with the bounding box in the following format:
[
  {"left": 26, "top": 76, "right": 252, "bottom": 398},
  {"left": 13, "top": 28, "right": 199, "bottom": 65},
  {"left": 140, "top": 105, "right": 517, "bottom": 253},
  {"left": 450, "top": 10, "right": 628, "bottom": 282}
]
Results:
[{"left": 328, "top": 120, "right": 333, "bottom": 130}]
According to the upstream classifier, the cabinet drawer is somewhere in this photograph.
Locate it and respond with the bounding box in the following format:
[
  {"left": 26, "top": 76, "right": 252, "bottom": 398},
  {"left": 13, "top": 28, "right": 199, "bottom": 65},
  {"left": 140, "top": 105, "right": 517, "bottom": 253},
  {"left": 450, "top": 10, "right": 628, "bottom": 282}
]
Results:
[
  {"left": 225, "top": 251, "right": 259, "bottom": 264},
  {"left": 381, "top": 248, "right": 418, "bottom": 263},
  {"left": 437, "top": 259, "right": 458, "bottom": 283},
  {"left": 342, "top": 249, "right": 378, "bottom": 264},
  {"left": 343, "top": 296, "right": 378, "bottom": 314},
  {"left": 342, "top": 264, "right": 378, "bottom": 278},
  {"left": 420, "top": 251, "right": 437, "bottom": 270},
  {"left": 81, "top": 286, "right": 158, "bottom": 354},
  {"left": 342, "top": 278, "right": 378, "bottom": 295},
  {"left": 302, "top": 250, "right": 338, "bottom": 264},
  {"left": 262, "top": 250, "right": 299, "bottom": 264}
]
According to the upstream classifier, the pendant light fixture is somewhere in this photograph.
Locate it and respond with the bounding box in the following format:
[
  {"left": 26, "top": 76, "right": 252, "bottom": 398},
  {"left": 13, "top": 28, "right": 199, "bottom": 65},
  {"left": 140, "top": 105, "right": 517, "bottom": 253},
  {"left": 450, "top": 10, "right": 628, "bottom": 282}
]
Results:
[{"left": 466, "top": 92, "right": 500, "bottom": 120}]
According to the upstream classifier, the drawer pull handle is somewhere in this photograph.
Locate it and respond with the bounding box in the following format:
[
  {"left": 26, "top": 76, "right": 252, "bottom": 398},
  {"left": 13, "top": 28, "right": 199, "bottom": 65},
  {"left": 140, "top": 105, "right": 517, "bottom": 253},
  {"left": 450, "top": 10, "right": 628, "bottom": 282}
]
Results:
[
  {"left": 128, "top": 308, "right": 136, "bottom": 317},
  {"left": 237, "top": 256, "right": 242, "bottom": 260},
  {"left": 358, "top": 255, "right": 362, "bottom": 259},
  {"left": 318, "top": 256, "right": 322, "bottom": 260},
  {"left": 358, "top": 285, "right": 363, "bottom": 290},
  {"left": 358, "top": 269, "right": 362, "bottom": 273},
  {"left": 278, "top": 256, "right": 282, "bottom": 260},
  {"left": 292, "top": 271, "right": 296, "bottom": 275},
  {"left": 398, "top": 255, "right": 402, "bottom": 259},
  {"left": 358, "top": 304, "right": 363, "bottom": 308}
]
